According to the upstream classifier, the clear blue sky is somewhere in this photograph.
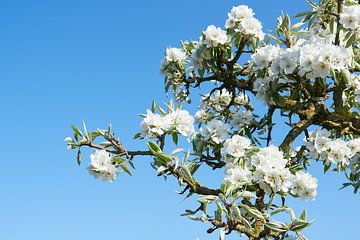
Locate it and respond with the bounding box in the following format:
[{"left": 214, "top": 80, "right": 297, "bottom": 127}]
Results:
[{"left": 0, "top": 1, "right": 358, "bottom": 239}]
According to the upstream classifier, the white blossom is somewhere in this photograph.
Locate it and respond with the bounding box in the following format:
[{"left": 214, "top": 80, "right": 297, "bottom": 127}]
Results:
[
  {"left": 189, "top": 43, "right": 210, "bottom": 71},
  {"left": 340, "top": 5, "right": 360, "bottom": 30},
  {"left": 140, "top": 110, "right": 169, "bottom": 137},
  {"left": 225, "top": 5, "right": 264, "bottom": 40},
  {"left": 304, "top": 128, "right": 355, "bottom": 166},
  {"left": 298, "top": 42, "right": 352, "bottom": 79},
  {"left": 236, "top": 17, "right": 265, "bottom": 40},
  {"left": 251, "top": 45, "right": 280, "bottom": 70},
  {"left": 304, "top": 128, "right": 331, "bottom": 159},
  {"left": 325, "top": 139, "right": 352, "bottom": 165},
  {"left": 227, "top": 5, "right": 254, "bottom": 23},
  {"left": 166, "top": 109, "right": 195, "bottom": 140},
  {"left": 251, "top": 146, "right": 293, "bottom": 194},
  {"left": 140, "top": 109, "right": 195, "bottom": 140},
  {"left": 88, "top": 150, "right": 118, "bottom": 182},
  {"left": 291, "top": 171, "right": 318, "bottom": 200},
  {"left": 200, "top": 119, "right": 229, "bottom": 144},
  {"left": 231, "top": 109, "right": 254, "bottom": 127},
  {"left": 203, "top": 25, "right": 229, "bottom": 48},
  {"left": 347, "top": 138, "right": 360, "bottom": 156},
  {"left": 221, "top": 135, "right": 251, "bottom": 160},
  {"left": 253, "top": 76, "right": 273, "bottom": 103},
  {"left": 194, "top": 109, "right": 208, "bottom": 123},
  {"left": 234, "top": 92, "right": 250, "bottom": 105},
  {"left": 201, "top": 89, "right": 233, "bottom": 112},
  {"left": 165, "top": 47, "right": 187, "bottom": 63},
  {"left": 224, "top": 165, "right": 251, "bottom": 184}
]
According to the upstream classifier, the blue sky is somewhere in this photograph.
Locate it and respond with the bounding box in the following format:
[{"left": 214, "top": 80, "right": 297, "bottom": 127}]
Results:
[{"left": 0, "top": 0, "right": 358, "bottom": 239}]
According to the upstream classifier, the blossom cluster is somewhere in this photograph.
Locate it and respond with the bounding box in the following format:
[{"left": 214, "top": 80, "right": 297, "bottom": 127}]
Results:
[
  {"left": 160, "top": 47, "right": 187, "bottom": 78},
  {"left": 222, "top": 135, "right": 318, "bottom": 200},
  {"left": 195, "top": 89, "right": 254, "bottom": 128},
  {"left": 304, "top": 128, "right": 360, "bottom": 166},
  {"left": 140, "top": 109, "right": 195, "bottom": 140},
  {"left": 250, "top": 32, "right": 353, "bottom": 104},
  {"left": 221, "top": 135, "right": 251, "bottom": 162},
  {"left": 199, "top": 119, "right": 229, "bottom": 144},
  {"left": 225, "top": 5, "right": 265, "bottom": 40},
  {"left": 88, "top": 150, "right": 118, "bottom": 182},
  {"left": 252, "top": 76, "right": 273, "bottom": 104},
  {"left": 159, "top": 5, "right": 266, "bottom": 103},
  {"left": 202, "top": 25, "right": 229, "bottom": 48},
  {"left": 252, "top": 40, "right": 352, "bottom": 80}
]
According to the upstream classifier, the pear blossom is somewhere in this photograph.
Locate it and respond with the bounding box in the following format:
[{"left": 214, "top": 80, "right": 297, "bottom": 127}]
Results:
[
  {"left": 253, "top": 76, "right": 273, "bottom": 103},
  {"left": 221, "top": 135, "right": 251, "bottom": 161},
  {"left": 203, "top": 25, "right": 229, "bottom": 48},
  {"left": 340, "top": 5, "right": 360, "bottom": 30},
  {"left": 166, "top": 109, "right": 195, "bottom": 140},
  {"left": 236, "top": 17, "right": 265, "bottom": 40},
  {"left": 347, "top": 138, "right": 360, "bottom": 156},
  {"left": 140, "top": 110, "right": 169, "bottom": 137},
  {"left": 250, "top": 146, "right": 293, "bottom": 194},
  {"left": 231, "top": 109, "right": 254, "bottom": 128},
  {"left": 291, "top": 171, "right": 318, "bottom": 200},
  {"left": 224, "top": 165, "right": 251, "bottom": 184},
  {"left": 325, "top": 139, "right": 352, "bottom": 165},
  {"left": 251, "top": 45, "right": 280, "bottom": 70},
  {"left": 165, "top": 47, "right": 187, "bottom": 63},
  {"left": 201, "top": 89, "right": 233, "bottom": 112},
  {"left": 194, "top": 109, "right": 208, "bottom": 123},
  {"left": 88, "top": 150, "right": 118, "bottom": 182},
  {"left": 200, "top": 119, "right": 229, "bottom": 144},
  {"left": 225, "top": 5, "right": 264, "bottom": 40}
]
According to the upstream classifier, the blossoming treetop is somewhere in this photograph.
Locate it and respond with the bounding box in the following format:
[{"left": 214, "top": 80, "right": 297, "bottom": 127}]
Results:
[{"left": 65, "top": 1, "right": 360, "bottom": 239}]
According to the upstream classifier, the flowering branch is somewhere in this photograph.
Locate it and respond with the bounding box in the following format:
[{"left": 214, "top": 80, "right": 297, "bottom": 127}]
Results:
[{"left": 66, "top": 1, "right": 360, "bottom": 239}]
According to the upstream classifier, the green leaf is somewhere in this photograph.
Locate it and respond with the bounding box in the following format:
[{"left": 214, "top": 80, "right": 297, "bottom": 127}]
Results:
[
  {"left": 340, "top": 69, "right": 351, "bottom": 84},
  {"left": 151, "top": 100, "right": 156, "bottom": 113},
  {"left": 133, "top": 132, "right": 142, "bottom": 139},
  {"left": 215, "top": 201, "right": 223, "bottom": 220},
  {"left": 232, "top": 205, "right": 242, "bottom": 220},
  {"left": 154, "top": 152, "right": 173, "bottom": 164},
  {"left": 273, "top": 93, "right": 286, "bottom": 107},
  {"left": 290, "top": 219, "right": 314, "bottom": 231},
  {"left": 172, "top": 132, "right": 179, "bottom": 145},
  {"left": 148, "top": 141, "right": 161, "bottom": 153},
  {"left": 197, "top": 195, "right": 218, "bottom": 203},
  {"left": 330, "top": 68, "right": 338, "bottom": 84},
  {"left": 233, "top": 191, "right": 257, "bottom": 199},
  {"left": 264, "top": 221, "right": 289, "bottom": 233},
  {"left": 82, "top": 121, "right": 88, "bottom": 136},
  {"left": 239, "top": 204, "right": 265, "bottom": 220},
  {"left": 295, "top": 11, "right": 312, "bottom": 18},
  {"left": 343, "top": 30, "right": 353, "bottom": 42},
  {"left": 324, "top": 163, "right": 331, "bottom": 173},
  {"left": 271, "top": 206, "right": 289, "bottom": 216},
  {"left": 219, "top": 228, "right": 225, "bottom": 240},
  {"left": 291, "top": 22, "right": 305, "bottom": 30},
  {"left": 119, "top": 163, "right": 132, "bottom": 176},
  {"left": 156, "top": 105, "right": 167, "bottom": 116},
  {"left": 76, "top": 149, "right": 82, "bottom": 166},
  {"left": 170, "top": 148, "right": 183, "bottom": 156},
  {"left": 71, "top": 125, "right": 83, "bottom": 137},
  {"left": 345, "top": 33, "right": 356, "bottom": 48},
  {"left": 181, "top": 165, "right": 194, "bottom": 180},
  {"left": 300, "top": 209, "right": 307, "bottom": 221},
  {"left": 90, "top": 131, "right": 102, "bottom": 140}
]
